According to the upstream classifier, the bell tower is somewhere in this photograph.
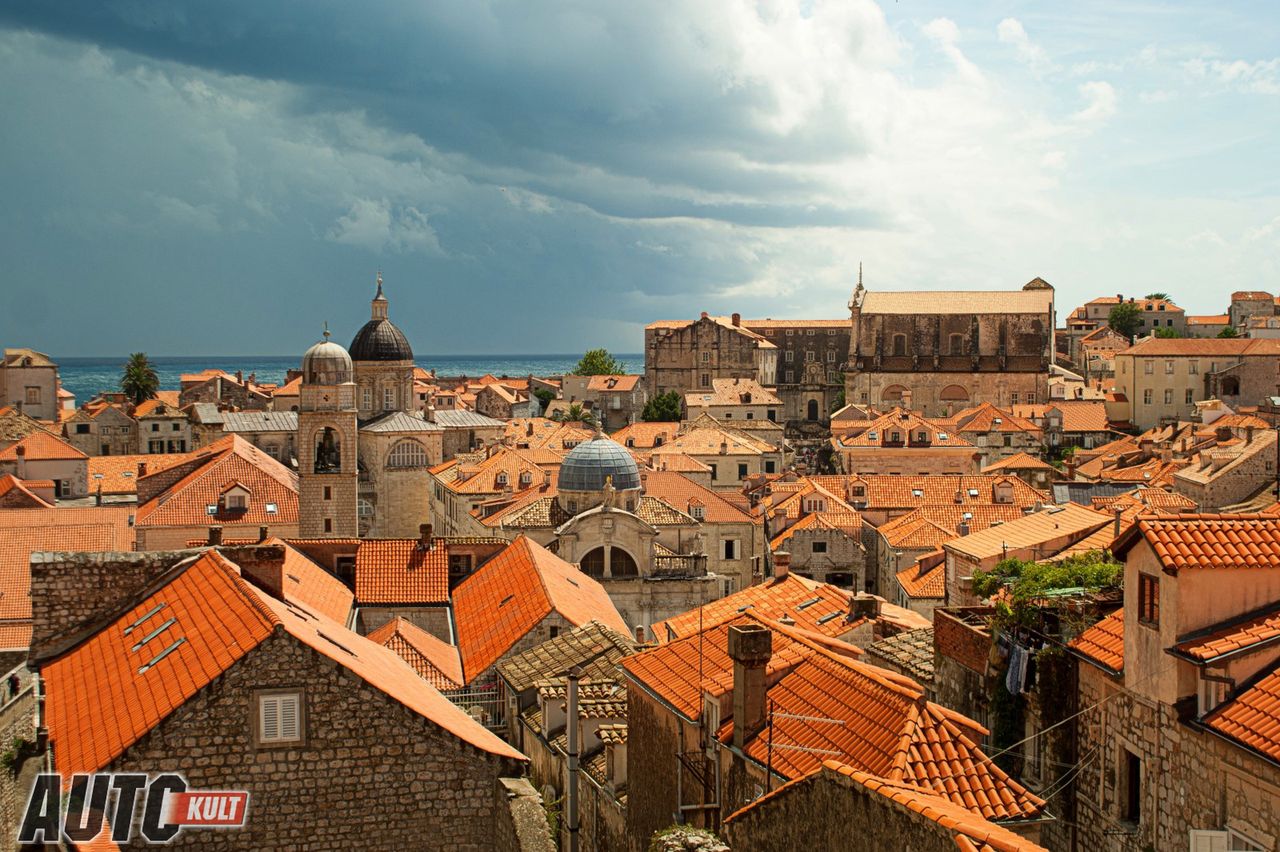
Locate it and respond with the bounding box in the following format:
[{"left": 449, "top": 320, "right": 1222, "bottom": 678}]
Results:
[{"left": 297, "top": 327, "right": 359, "bottom": 537}]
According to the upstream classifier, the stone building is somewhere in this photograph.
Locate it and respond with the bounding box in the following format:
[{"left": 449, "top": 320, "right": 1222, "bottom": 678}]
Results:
[
  {"left": 831, "top": 408, "right": 981, "bottom": 476},
  {"left": 845, "top": 278, "right": 1054, "bottom": 416},
  {"left": 222, "top": 409, "right": 299, "bottom": 464},
  {"left": 649, "top": 414, "right": 785, "bottom": 489},
  {"left": 1061, "top": 294, "right": 1185, "bottom": 361},
  {"left": 1066, "top": 516, "right": 1280, "bottom": 852},
  {"left": 683, "top": 377, "right": 781, "bottom": 425},
  {"left": 1172, "top": 428, "right": 1277, "bottom": 510},
  {"left": 178, "top": 368, "right": 272, "bottom": 409},
  {"left": 61, "top": 402, "right": 138, "bottom": 457},
  {"left": 739, "top": 319, "right": 849, "bottom": 429},
  {"left": 0, "top": 430, "right": 88, "bottom": 500},
  {"left": 1114, "top": 337, "right": 1280, "bottom": 430},
  {"left": 0, "top": 348, "right": 59, "bottom": 422},
  {"left": 558, "top": 374, "right": 648, "bottom": 432},
  {"left": 1229, "top": 290, "right": 1277, "bottom": 331},
  {"left": 135, "top": 395, "right": 192, "bottom": 454},
  {"left": 645, "top": 313, "right": 778, "bottom": 396},
  {"left": 27, "top": 546, "right": 530, "bottom": 850}
]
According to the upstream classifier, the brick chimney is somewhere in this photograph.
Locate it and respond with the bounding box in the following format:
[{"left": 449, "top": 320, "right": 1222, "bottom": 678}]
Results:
[
  {"left": 418, "top": 523, "right": 434, "bottom": 551},
  {"left": 772, "top": 550, "right": 790, "bottom": 580},
  {"left": 727, "top": 624, "right": 772, "bottom": 749},
  {"left": 848, "top": 592, "right": 881, "bottom": 622},
  {"left": 14, "top": 445, "right": 25, "bottom": 480},
  {"left": 224, "top": 544, "right": 287, "bottom": 602},
  {"left": 257, "top": 525, "right": 269, "bottom": 543},
  {"left": 207, "top": 525, "right": 223, "bottom": 546},
  {"left": 731, "top": 313, "right": 741, "bottom": 327},
  {"left": 1065, "top": 457, "right": 1076, "bottom": 480},
  {"left": 1113, "top": 506, "right": 1123, "bottom": 539},
  {"left": 957, "top": 521, "right": 971, "bottom": 537}
]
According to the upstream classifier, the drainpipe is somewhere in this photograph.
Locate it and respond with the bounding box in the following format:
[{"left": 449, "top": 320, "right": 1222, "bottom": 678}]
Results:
[{"left": 566, "top": 666, "right": 581, "bottom": 852}]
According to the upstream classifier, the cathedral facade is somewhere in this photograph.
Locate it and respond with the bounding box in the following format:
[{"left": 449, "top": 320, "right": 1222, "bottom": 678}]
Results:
[{"left": 297, "top": 276, "right": 443, "bottom": 538}]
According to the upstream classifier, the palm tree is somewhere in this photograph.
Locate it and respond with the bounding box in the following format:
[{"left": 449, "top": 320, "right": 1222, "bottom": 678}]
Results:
[
  {"left": 1144, "top": 292, "right": 1170, "bottom": 300},
  {"left": 551, "top": 403, "right": 597, "bottom": 426},
  {"left": 121, "top": 352, "right": 160, "bottom": 405}
]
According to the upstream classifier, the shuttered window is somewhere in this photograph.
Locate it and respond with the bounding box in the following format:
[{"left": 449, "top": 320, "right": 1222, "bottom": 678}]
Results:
[{"left": 259, "top": 693, "right": 302, "bottom": 744}]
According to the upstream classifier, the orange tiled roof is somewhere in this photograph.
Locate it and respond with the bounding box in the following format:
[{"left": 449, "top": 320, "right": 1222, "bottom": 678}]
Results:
[
  {"left": 1068, "top": 609, "right": 1124, "bottom": 674},
  {"left": 879, "top": 505, "right": 1026, "bottom": 548},
  {"left": 271, "top": 539, "right": 354, "bottom": 625},
  {"left": 367, "top": 617, "right": 464, "bottom": 690},
  {"left": 770, "top": 511, "right": 863, "bottom": 550},
  {"left": 640, "top": 471, "right": 755, "bottom": 525},
  {"left": 837, "top": 408, "right": 973, "bottom": 449},
  {"left": 0, "top": 429, "right": 87, "bottom": 461},
  {"left": 945, "top": 504, "right": 1111, "bottom": 561},
  {"left": 651, "top": 415, "right": 775, "bottom": 457},
  {"left": 452, "top": 536, "right": 627, "bottom": 680},
  {"left": 805, "top": 474, "right": 1048, "bottom": 511},
  {"left": 436, "top": 446, "right": 558, "bottom": 495},
  {"left": 981, "top": 452, "right": 1057, "bottom": 474},
  {"left": 1203, "top": 663, "right": 1280, "bottom": 764},
  {"left": 1187, "top": 314, "right": 1229, "bottom": 325},
  {"left": 1171, "top": 604, "right": 1280, "bottom": 663},
  {"left": 896, "top": 555, "right": 946, "bottom": 600},
  {"left": 0, "top": 621, "right": 33, "bottom": 650},
  {"left": 504, "top": 418, "right": 594, "bottom": 451},
  {"left": 42, "top": 550, "right": 522, "bottom": 777},
  {"left": 0, "top": 474, "right": 54, "bottom": 508},
  {"left": 0, "top": 507, "right": 135, "bottom": 624},
  {"left": 685, "top": 378, "right": 782, "bottom": 407},
  {"left": 354, "top": 539, "right": 450, "bottom": 605},
  {"left": 585, "top": 375, "right": 642, "bottom": 392},
  {"left": 648, "top": 452, "right": 712, "bottom": 473},
  {"left": 134, "top": 435, "right": 298, "bottom": 528},
  {"left": 653, "top": 575, "right": 856, "bottom": 643},
  {"left": 948, "top": 403, "right": 1042, "bottom": 437},
  {"left": 1115, "top": 515, "right": 1280, "bottom": 572},
  {"left": 87, "top": 453, "right": 192, "bottom": 496},
  {"left": 611, "top": 422, "right": 680, "bottom": 450},
  {"left": 625, "top": 616, "right": 1044, "bottom": 822}
]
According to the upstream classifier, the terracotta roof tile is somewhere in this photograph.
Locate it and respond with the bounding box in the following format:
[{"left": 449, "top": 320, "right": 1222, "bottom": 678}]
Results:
[
  {"left": 1203, "top": 662, "right": 1280, "bottom": 764},
  {"left": 837, "top": 408, "right": 974, "bottom": 449},
  {"left": 0, "top": 429, "right": 87, "bottom": 461},
  {"left": 880, "top": 506, "right": 1026, "bottom": 548},
  {"left": 611, "top": 422, "right": 681, "bottom": 450},
  {"left": 685, "top": 378, "right": 782, "bottom": 407},
  {"left": 805, "top": 474, "right": 1048, "bottom": 510},
  {"left": 653, "top": 576, "right": 857, "bottom": 643},
  {"left": 1172, "top": 604, "right": 1280, "bottom": 663},
  {"left": 87, "top": 453, "right": 192, "bottom": 496},
  {"left": 626, "top": 617, "right": 1043, "bottom": 821},
  {"left": 0, "top": 621, "right": 33, "bottom": 649},
  {"left": 897, "top": 555, "right": 947, "bottom": 600},
  {"left": 452, "top": 536, "right": 627, "bottom": 680},
  {"left": 585, "top": 375, "right": 642, "bottom": 392},
  {"left": 366, "top": 617, "right": 464, "bottom": 690},
  {"left": 271, "top": 539, "right": 354, "bottom": 625},
  {"left": 770, "top": 511, "right": 863, "bottom": 550},
  {"left": 43, "top": 551, "right": 522, "bottom": 777},
  {"left": 1068, "top": 609, "right": 1124, "bottom": 673},
  {"left": 354, "top": 539, "right": 449, "bottom": 605},
  {"left": 0, "top": 474, "right": 54, "bottom": 508},
  {"left": 134, "top": 435, "right": 297, "bottom": 528},
  {"left": 650, "top": 415, "right": 776, "bottom": 458},
  {"left": 944, "top": 504, "right": 1111, "bottom": 561},
  {"left": 497, "top": 620, "right": 637, "bottom": 694},
  {"left": 981, "top": 453, "right": 1058, "bottom": 474},
  {"left": 1116, "top": 514, "right": 1280, "bottom": 571}
]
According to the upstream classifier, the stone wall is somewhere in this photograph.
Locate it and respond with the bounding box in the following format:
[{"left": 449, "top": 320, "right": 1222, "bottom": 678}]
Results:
[
  {"left": 494, "top": 777, "right": 556, "bottom": 852},
  {"left": 1074, "top": 663, "right": 1280, "bottom": 852},
  {"left": 108, "top": 630, "right": 522, "bottom": 850},
  {"left": 0, "top": 668, "right": 35, "bottom": 843},
  {"left": 721, "top": 766, "right": 972, "bottom": 852},
  {"left": 28, "top": 549, "right": 199, "bottom": 658},
  {"left": 625, "top": 688, "right": 689, "bottom": 852},
  {"left": 780, "top": 526, "right": 864, "bottom": 588},
  {"left": 356, "top": 605, "right": 454, "bottom": 643}
]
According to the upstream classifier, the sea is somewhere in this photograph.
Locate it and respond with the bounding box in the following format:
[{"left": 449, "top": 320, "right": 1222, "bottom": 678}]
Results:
[{"left": 56, "top": 354, "right": 645, "bottom": 403}]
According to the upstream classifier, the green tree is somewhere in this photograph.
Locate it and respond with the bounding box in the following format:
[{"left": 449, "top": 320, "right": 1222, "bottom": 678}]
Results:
[
  {"left": 1218, "top": 325, "right": 1241, "bottom": 338},
  {"left": 551, "top": 402, "right": 596, "bottom": 426},
  {"left": 120, "top": 352, "right": 160, "bottom": 405},
  {"left": 1144, "top": 292, "right": 1170, "bottom": 300},
  {"left": 532, "top": 387, "right": 555, "bottom": 414},
  {"left": 571, "top": 348, "right": 623, "bottom": 376},
  {"left": 830, "top": 388, "right": 846, "bottom": 414},
  {"left": 1107, "top": 302, "right": 1142, "bottom": 339},
  {"left": 1153, "top": 326, "right": 1182, "bottom": 338},
  {"left": 641, "top": 390, "right": 683, "bottom": 422},
  {"left": 971, "top": 551, "right": 1122, "bottom": 628}
]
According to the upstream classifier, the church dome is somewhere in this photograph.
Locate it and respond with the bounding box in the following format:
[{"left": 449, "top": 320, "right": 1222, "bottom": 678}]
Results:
[
  {"left": 349, "top": 273, "right": 414, "bottom": 362},
  {"left": 559, "top": 433, "right": 642, "bottom": 492},
  {"left": 302, "top": 331, "right": 354, "bottom": 385}
]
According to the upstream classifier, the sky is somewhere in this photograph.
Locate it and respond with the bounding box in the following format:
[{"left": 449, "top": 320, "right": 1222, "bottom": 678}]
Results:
[{"left": 0, "top": 1, "right": 1277, "bottom": 357}]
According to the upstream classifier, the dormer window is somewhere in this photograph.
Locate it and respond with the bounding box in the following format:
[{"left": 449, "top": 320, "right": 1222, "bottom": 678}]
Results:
[
  {"left": 496, "top": 472, "right": 509, "bottom": 487},
  {"left": 1197, "top": 675, "right": 1227, "bottom": 717},
  {"left": 519, "top": 471, "right": 533, "bottom": 487}
]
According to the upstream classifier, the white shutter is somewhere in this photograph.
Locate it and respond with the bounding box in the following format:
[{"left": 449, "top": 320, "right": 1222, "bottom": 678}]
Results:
[
  {"left": 260, "top": 696, "right": 280, "bottom": 742},
  {"left": 1189, "top": 830, "right": 1228, "bottom": 852},
  {"left": 279, "top": 695, "right": 300, "bottom": 741}
]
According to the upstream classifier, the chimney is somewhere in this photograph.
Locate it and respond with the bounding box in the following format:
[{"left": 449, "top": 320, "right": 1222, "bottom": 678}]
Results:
[
  {"left": 257, "top": 526, "right": 269, "bottom": 543},
  {"left": 701, "top": 311, "right": 709, "bottom": 320},
  {"left": 957, "top": 521, "right": 971, "bottom": 537},
  {"left": 719, "top": 441, "right": 728, "bottom": 455},
  {"left": 1113, "top": 506, "right": 1123, "bottom": 539},
  {"left": 848, "top": 592, "right": 882, "bottom": 622},
  {"left": 954, "top": 489, "right": 964, "bottom": 504},
  {"left": 235, "top": 370, "right": 243, "bottom": 384},
  {"left": 1247, "top": 425, "right": 1255, "bottom": 444},
  {"left": 223, "top": 544, "right": 288, "bottom": 602},
  {"left": 1065, "top": 458, "right": 1076, "bottom": 480},
  {"left": 727, "top": 624, "right": 772, "bottom": 749},
  {"left": 527, "top": 422, "right": 534, "bottom": 437},
  {"left": 772, "top": 506, "right": 789, "bottom": 534},
  {"left": 772, "top": 550, "right": 791, "bottom": 580},
  {"left": 207, "top": 525, "right": 223, "bottom": 546},
  {"left": 731, "top": 313, "right": 741, "bottom": 327},
  {"left": 634, "top": 625, "right": 647, "bottom": 644},
  {"left": 419, "top": 523, "right": 434, "bottom": 550},
  {"left": 14, "top": 445, "right": 25, "bottom": 479}
]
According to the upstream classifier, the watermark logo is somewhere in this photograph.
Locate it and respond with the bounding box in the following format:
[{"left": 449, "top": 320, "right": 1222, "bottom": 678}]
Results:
[{"left": 18, "top": 773, "right": 249, "bottom": 844}]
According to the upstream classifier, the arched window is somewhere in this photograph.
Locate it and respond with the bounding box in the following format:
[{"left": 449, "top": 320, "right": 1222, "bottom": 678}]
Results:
[
  {"left": 882, "top": 385, "right": 907, "bottom": 404},
  {"left": 387, "top": 439, "right": 429, "bottom": 469},
  {"left": 940, "top": 385, "right": 969, "bottom": 402},
  {"left": 1222, "top": 376, "right": 1241, "bottom": 396},
  {"left": 610, "top": 548, "right": 639, "bottom": 578},
  {"left": 892, "top": 334, "right": 907, "bottom": 357},
  {"left": 315, "top": 427, "right": 341, "bottom": 473},
  {"left": 581, "top": 547, "right": 606, "bottom": 578},
  {"left": 807, "top": 399, "right": 820, "bottom": 421}
]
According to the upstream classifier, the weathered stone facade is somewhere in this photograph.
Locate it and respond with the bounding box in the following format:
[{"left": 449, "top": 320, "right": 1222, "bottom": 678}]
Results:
[
  {"left": 62, "top": 405, "right": 138, "bottom": 457},
  {"left": 740, "top": 320, "right": 848, "bottom": 428},
  {"left": 845, "top": 280, "right": 1054, "bottom": 417},
  {"left": 645, "top": 314, "right": 777, "bottom": 397}
]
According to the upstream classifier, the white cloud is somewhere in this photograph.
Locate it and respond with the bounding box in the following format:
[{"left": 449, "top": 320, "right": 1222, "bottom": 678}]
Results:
[
  {"left": 997, "top": 18, "right": 1049, "bottom": 73},
  {"left": 327, "top": 199, "right": 444, "bottom": 255},
  {"left": 1184, "top": 56, "right": 1280, "bottom": 94},
  {"left": 1074, "top": 81, "right": 1118, "bottom": 122}
]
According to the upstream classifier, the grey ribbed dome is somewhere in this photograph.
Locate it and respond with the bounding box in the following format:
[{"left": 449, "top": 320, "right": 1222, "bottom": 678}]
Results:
[
  {"left": 559, "top": 434, "right": 641, "bottom": 492},
  {"left": 302, "top": 333, "right": 353, "bottom": 385},
  {"left": 350, "top": 319, "right": 413, "bottom": 361}
]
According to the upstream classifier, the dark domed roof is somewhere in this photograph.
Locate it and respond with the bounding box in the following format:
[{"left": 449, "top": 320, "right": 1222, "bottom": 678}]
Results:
[
  {"left": 559, "top": 434, "right": 641, "bottom": 492},
  {"left": 350, "top": 319, "right": 413, "bottom": 362}
]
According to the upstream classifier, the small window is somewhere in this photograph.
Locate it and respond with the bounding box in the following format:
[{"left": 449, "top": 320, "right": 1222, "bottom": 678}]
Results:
[
  {"left": 1121, "top": 750, "right": 1141, "bottom": 823},
  {"left": 383, "top": 387, "right": 396, "bottom": 411},
  {"left": 722, "top": 539, "right": 739, "bottom": 560},
  {"left": 1165, "top": 360, "right": 1174, "bottom": 374},
  {"left": 785, "top": 350, "right": 794, "bottom": 363},
  {"left": 1186, "top": 389, "right": 1194, "bottom": 404},
  {"left": 1164, "top": 388, "right": 1174, "bottom": 404},
  {"left": 225, "top": 494, "right": 247, "bottom": 510},
  {"left": 25, "top": 387, "right": 40, "bottom": 405},
  {"left": 323, "top": 518, "right": 332, "bottom": 533},
  {"left": 75, "top": 423, "right": 90, "bottom": 434},
  {"left": 811, "top": 541, "right": 827, "bottom": 554},
  {"left": 737, "top": 462, "right": 748, "bottom": 479},
  {"left": 1143, "top": 389, "right": 1153, "bottom": 405},
  {"left": 258, "top": 692, "right": 303, "bottom": 745},
  {"left": 1138, "top": 574, "right": 1159, "bottom": 627},
  {"left": 323, "top": 486, "right": 332, "bottom": 501}
]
